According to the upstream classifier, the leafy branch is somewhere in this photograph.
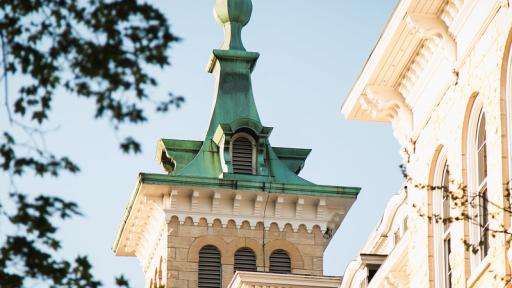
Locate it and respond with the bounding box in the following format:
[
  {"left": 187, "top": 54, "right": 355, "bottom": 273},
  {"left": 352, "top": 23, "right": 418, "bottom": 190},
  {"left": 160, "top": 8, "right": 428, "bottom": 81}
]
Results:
[{"left": 0, "top": 0, "right": 183, "bottom": 286}]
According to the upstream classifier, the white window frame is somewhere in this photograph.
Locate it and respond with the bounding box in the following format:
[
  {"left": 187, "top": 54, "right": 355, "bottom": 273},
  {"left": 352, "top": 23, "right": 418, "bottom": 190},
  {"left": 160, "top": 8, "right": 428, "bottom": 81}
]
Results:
[
  {"left": 506, "top": 45, "right": 512, "bottom": 217},
  {"left": 466, "top": 102, "right": 490, "bottom": 270},
  {"left": 433, "top": 152, "right": 452, "bottom": 288}
]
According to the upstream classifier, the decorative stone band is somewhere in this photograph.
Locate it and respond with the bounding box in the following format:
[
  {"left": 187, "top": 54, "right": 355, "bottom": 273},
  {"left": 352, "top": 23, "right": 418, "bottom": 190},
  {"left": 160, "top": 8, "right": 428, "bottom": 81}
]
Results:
[
  {"left": 228, "top": 271, "right": 341, "bottom": 288},
  {"left": 112, "top": 173, "right": 357, "bottom": 257},
  {"left": 160, "top": 188, "right": 346, "bottom": 235}
]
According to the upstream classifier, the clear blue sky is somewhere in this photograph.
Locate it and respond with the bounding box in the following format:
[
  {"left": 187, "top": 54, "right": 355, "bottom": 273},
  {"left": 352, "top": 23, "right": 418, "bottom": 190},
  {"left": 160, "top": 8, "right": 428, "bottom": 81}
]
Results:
[{"left": 1, "top": 1, "right": 402, "bottom": 286}]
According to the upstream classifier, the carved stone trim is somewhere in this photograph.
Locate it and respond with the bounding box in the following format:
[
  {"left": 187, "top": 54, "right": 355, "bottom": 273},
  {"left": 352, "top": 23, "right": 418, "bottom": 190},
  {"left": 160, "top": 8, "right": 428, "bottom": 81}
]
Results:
[
  {"left": 212, "top": 191, "right": 222, "bottom": 214},
  {"left": 317, "top": 199, "right": 326, "bottom": 220},
  {"left": 233, "top": 193, "right": 242, "bottom": 215},
  {"left": 169, "top": 190, "right": 178, "bottom": 210},
  {"left": 275, "top": 196, "right": 284, "bottom": 218},
  {"left": 361, "top": 86, "right": 413, "bottom": 145},
  {"left": 191, "top": 190, "right": 200, "bottom": 211},
  {"left": 254, "top": 195, "right": 264, "bottom": 216},
  {"left": 296, "top": 198, "right": 304, "bottom": 219},
  {"left": 406, "top": 14, "right": 457, "bottom": 63}
]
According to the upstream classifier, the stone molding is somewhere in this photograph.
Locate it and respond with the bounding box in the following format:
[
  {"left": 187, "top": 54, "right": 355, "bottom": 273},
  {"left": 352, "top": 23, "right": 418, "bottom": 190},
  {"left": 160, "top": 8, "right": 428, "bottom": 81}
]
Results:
[
  {"left": 228, "top": 271, "right": 341, "bottom": 288},
  {"left": 126, "top": 196, "right": 167, "bottom": 274},
  {"left": 263, "top": 239, "right": 304, "bottom": 270},
  {"left": 186, "top": 235, "right": 305, "bottom": 270},
  {"left": 361, "top": 86, "right": 413, "bottom": 146},
  {"left": 160, "top": 188, "right": 347, "bottom": 234},
  {"left": 406, "top": 14, "right": 457, "bottom": 63},
  {"left": 187, "top": 235, "right": 232, "bottom": 264},
  {"left": 342, "top": 0, "right": 468, "bottom": 142}
]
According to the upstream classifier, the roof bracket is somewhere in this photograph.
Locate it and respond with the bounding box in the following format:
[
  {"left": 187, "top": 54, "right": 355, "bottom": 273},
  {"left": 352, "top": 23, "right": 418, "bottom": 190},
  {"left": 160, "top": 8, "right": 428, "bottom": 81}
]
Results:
[
  {"left": 406, "top": 14, "right": 457, "bottom": 63},
  {"left": 361, "top": 86, "right": 413, "bottom": 146}
]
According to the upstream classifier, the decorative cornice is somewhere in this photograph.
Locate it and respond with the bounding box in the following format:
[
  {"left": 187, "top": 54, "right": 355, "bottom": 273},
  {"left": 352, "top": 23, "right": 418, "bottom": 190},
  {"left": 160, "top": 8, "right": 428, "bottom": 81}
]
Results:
[
  {"left": 342, "top": 0, "right": 470, "bottom": 143},
  {"left": 295, "top": 198, "right": 304, "bottom": 219},
  {"left": 396, "top": 38, "right": 438, "bottom": 105},
  {"left": 361, "top": 86, "right": 413, "bottom": 145},
  {"left": 131, "top": 197, "right": 166, "bottom": 273},
  {"left": 161, "top": 188, "right": 348, "bottom": 233},
  {"left": 316, "top": 199, "right": 327, "bottom": 220},
  {"left": 406, "top": 14, "right": 457, "bottom": 63},
  {"left": 114, "top": 175, "right": 357, "bottom": 257},
  {"left": 440, "top": 0, "right": 465, "bottom": 28}
]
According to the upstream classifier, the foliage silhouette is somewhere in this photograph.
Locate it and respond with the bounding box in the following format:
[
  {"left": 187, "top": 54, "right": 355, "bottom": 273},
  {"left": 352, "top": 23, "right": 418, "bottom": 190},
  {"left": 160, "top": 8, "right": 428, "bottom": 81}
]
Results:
[
  {"left": 399, "top": 161, "right": 512, "bottom": 284},
  {"left": 0, "top": 0, "right": 182, "bottom": 286}
]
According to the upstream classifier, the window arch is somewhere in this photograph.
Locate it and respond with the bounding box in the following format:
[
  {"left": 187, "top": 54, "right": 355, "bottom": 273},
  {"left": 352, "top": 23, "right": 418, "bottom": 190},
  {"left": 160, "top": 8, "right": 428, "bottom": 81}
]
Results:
[
  {"left": 269, "top": 249, "right": 291, "bottom": 274},
  {"left": 432, "top": 151, "right": 452, "bottom": 288},
  {"left": 466, "top": 103, "right": 490, "bottom": 269},
  {"left": 198, "top": 245, "right": 222, "bottom": 288},
  {"left": 231, "top": 132, "right": 256, "bottom": 174},
  {"left": 500, "top": 30, "right": 512, "bottom": 222},
  {"left": 234, "top": 247, "right": 257, "bottom": 272},
  {"left": 505, "top": 32, "right": 512, "bottom": 215}
]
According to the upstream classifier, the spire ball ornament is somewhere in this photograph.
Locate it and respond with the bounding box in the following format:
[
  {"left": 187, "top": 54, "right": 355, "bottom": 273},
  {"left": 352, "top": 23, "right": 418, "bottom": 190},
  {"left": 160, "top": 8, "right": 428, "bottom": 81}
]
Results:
[
  {"left": 214, "top": 0, "right": 253, "bottom": 51},
  {"left": 214, "top": 0, "right": 252, "bottom": 26}
]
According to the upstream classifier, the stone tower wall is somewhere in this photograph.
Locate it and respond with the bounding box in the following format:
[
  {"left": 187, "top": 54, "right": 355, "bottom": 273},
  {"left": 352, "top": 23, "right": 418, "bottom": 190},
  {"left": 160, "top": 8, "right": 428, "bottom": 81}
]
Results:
[{"left": 165, "top": 216, "right": 327, "bottom": 288}]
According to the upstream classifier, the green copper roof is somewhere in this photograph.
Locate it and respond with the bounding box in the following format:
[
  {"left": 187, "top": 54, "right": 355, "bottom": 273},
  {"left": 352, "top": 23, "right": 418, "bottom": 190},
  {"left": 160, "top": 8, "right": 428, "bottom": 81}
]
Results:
[
  {"left": 140, "top": 173, "right": 360, "bottom": 198},
  {"left": 151, "top": 0, "right": 360, "bottom": 196}
]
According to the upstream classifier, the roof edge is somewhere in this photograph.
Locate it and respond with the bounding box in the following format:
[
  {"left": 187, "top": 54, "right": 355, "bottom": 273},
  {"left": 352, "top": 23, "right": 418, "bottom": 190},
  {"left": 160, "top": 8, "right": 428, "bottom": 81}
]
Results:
[
  {"left": 341, "top": 0, "right": 412, "bottom": 119},
  {"left": 112, "top": 176, "right": 143, "bottom": 254},
  {"left": 141, "top": 173, "right": 360, "bottom": 198}
]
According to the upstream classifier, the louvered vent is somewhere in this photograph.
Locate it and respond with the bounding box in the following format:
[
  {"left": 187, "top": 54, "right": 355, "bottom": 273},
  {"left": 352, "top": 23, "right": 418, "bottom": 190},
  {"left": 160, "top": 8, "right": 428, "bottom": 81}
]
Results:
[
  {"left": 198, "top": 245, "right": 222, "bottom": 288},
  {"left": 269, "top": 249, "right": 291, "bottom": 274},
  {"left": 234, "top": 247, "right": 257, "bottom": 272},
  {"left": 232, "top": 136, "right": 254, "bottom": 174}
]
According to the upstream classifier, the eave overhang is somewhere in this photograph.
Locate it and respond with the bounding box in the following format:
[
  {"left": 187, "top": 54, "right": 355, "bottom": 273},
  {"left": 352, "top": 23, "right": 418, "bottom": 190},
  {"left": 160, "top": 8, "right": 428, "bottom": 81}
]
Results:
[
  {"left": 342, "top": 0, "right": 505, "bottom": 147},
  {"left": 341, "top": 0, "right": 446, "bottom": 122},
  {"left": 113, "top": 173, "right": 360, "bottom": 256}
]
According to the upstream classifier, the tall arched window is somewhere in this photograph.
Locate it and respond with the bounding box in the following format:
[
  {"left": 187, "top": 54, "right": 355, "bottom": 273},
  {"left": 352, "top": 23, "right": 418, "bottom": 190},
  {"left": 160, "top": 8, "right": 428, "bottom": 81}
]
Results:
[
  {"left": 433, "top": 153, "right": 452, "bottom": 288},
  {"left": 198, "top": 245, "right": 222, "bottom": 288},
  {"left": 476, "top": 112, "right": 490, "bottom": 258},
  {"left": 467, "top": 105, "right": 490, "bottom": 269},
  {"left": 231, "top": 133, "right": 256, "bottom": 174},
  {"left": 505, "top": 34, "right": 512, "bottom": 207},
  {"left": 269, "top": 249, "right": 291, "bottom": 274},
  {"left": 234, "top": 247, "right": 257, "bottom": 272}
]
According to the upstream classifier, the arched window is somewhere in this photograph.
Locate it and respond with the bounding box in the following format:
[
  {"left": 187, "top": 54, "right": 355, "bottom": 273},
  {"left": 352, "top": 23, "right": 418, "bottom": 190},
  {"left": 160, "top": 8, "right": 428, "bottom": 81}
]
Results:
[
  {"left": 467, "top": 105, "right": 490, "bottom": 269},
  {"left": 231, "top": 133, "right": 256, "bottom": 174},
  {"left": 476, "top": 112, "right": 490, "bottom": 258},
  {"left": 269, "top": 249, "right": 291, "bottom": 274},
  {"left": 506, "top": 35, "right": 512, "bottom": 205},
  {"left": 198, "top": 245, "right": 222, "bottom": 288},
  {"left": 234, "top": 247, "right": 257, "bottom": 272},
  {"left": 433, "top": 153, "right": 452, "bottom": 288}
]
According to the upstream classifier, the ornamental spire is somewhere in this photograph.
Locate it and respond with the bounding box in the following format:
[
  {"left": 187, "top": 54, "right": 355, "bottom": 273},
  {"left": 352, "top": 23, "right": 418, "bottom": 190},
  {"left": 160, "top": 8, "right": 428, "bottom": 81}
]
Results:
[
  {"left": 214, "top": 0, "right": 252, "bottom": 51},
  {"left": 203, "top": 0, "right": 260, "bottom": 140}
]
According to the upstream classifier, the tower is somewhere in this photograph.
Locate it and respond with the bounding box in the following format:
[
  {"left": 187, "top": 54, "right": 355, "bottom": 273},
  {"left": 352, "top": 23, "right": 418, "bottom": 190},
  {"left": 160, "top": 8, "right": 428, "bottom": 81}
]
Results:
[{"left": 113, "top": 0, "right": 360, "bottom": 287}]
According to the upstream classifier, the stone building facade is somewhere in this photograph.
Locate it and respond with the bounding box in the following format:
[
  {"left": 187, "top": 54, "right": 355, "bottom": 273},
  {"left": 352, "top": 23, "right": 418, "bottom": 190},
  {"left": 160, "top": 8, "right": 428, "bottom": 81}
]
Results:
[{"left": 341, "top": 0, "right": 512, "bottom": 287}]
